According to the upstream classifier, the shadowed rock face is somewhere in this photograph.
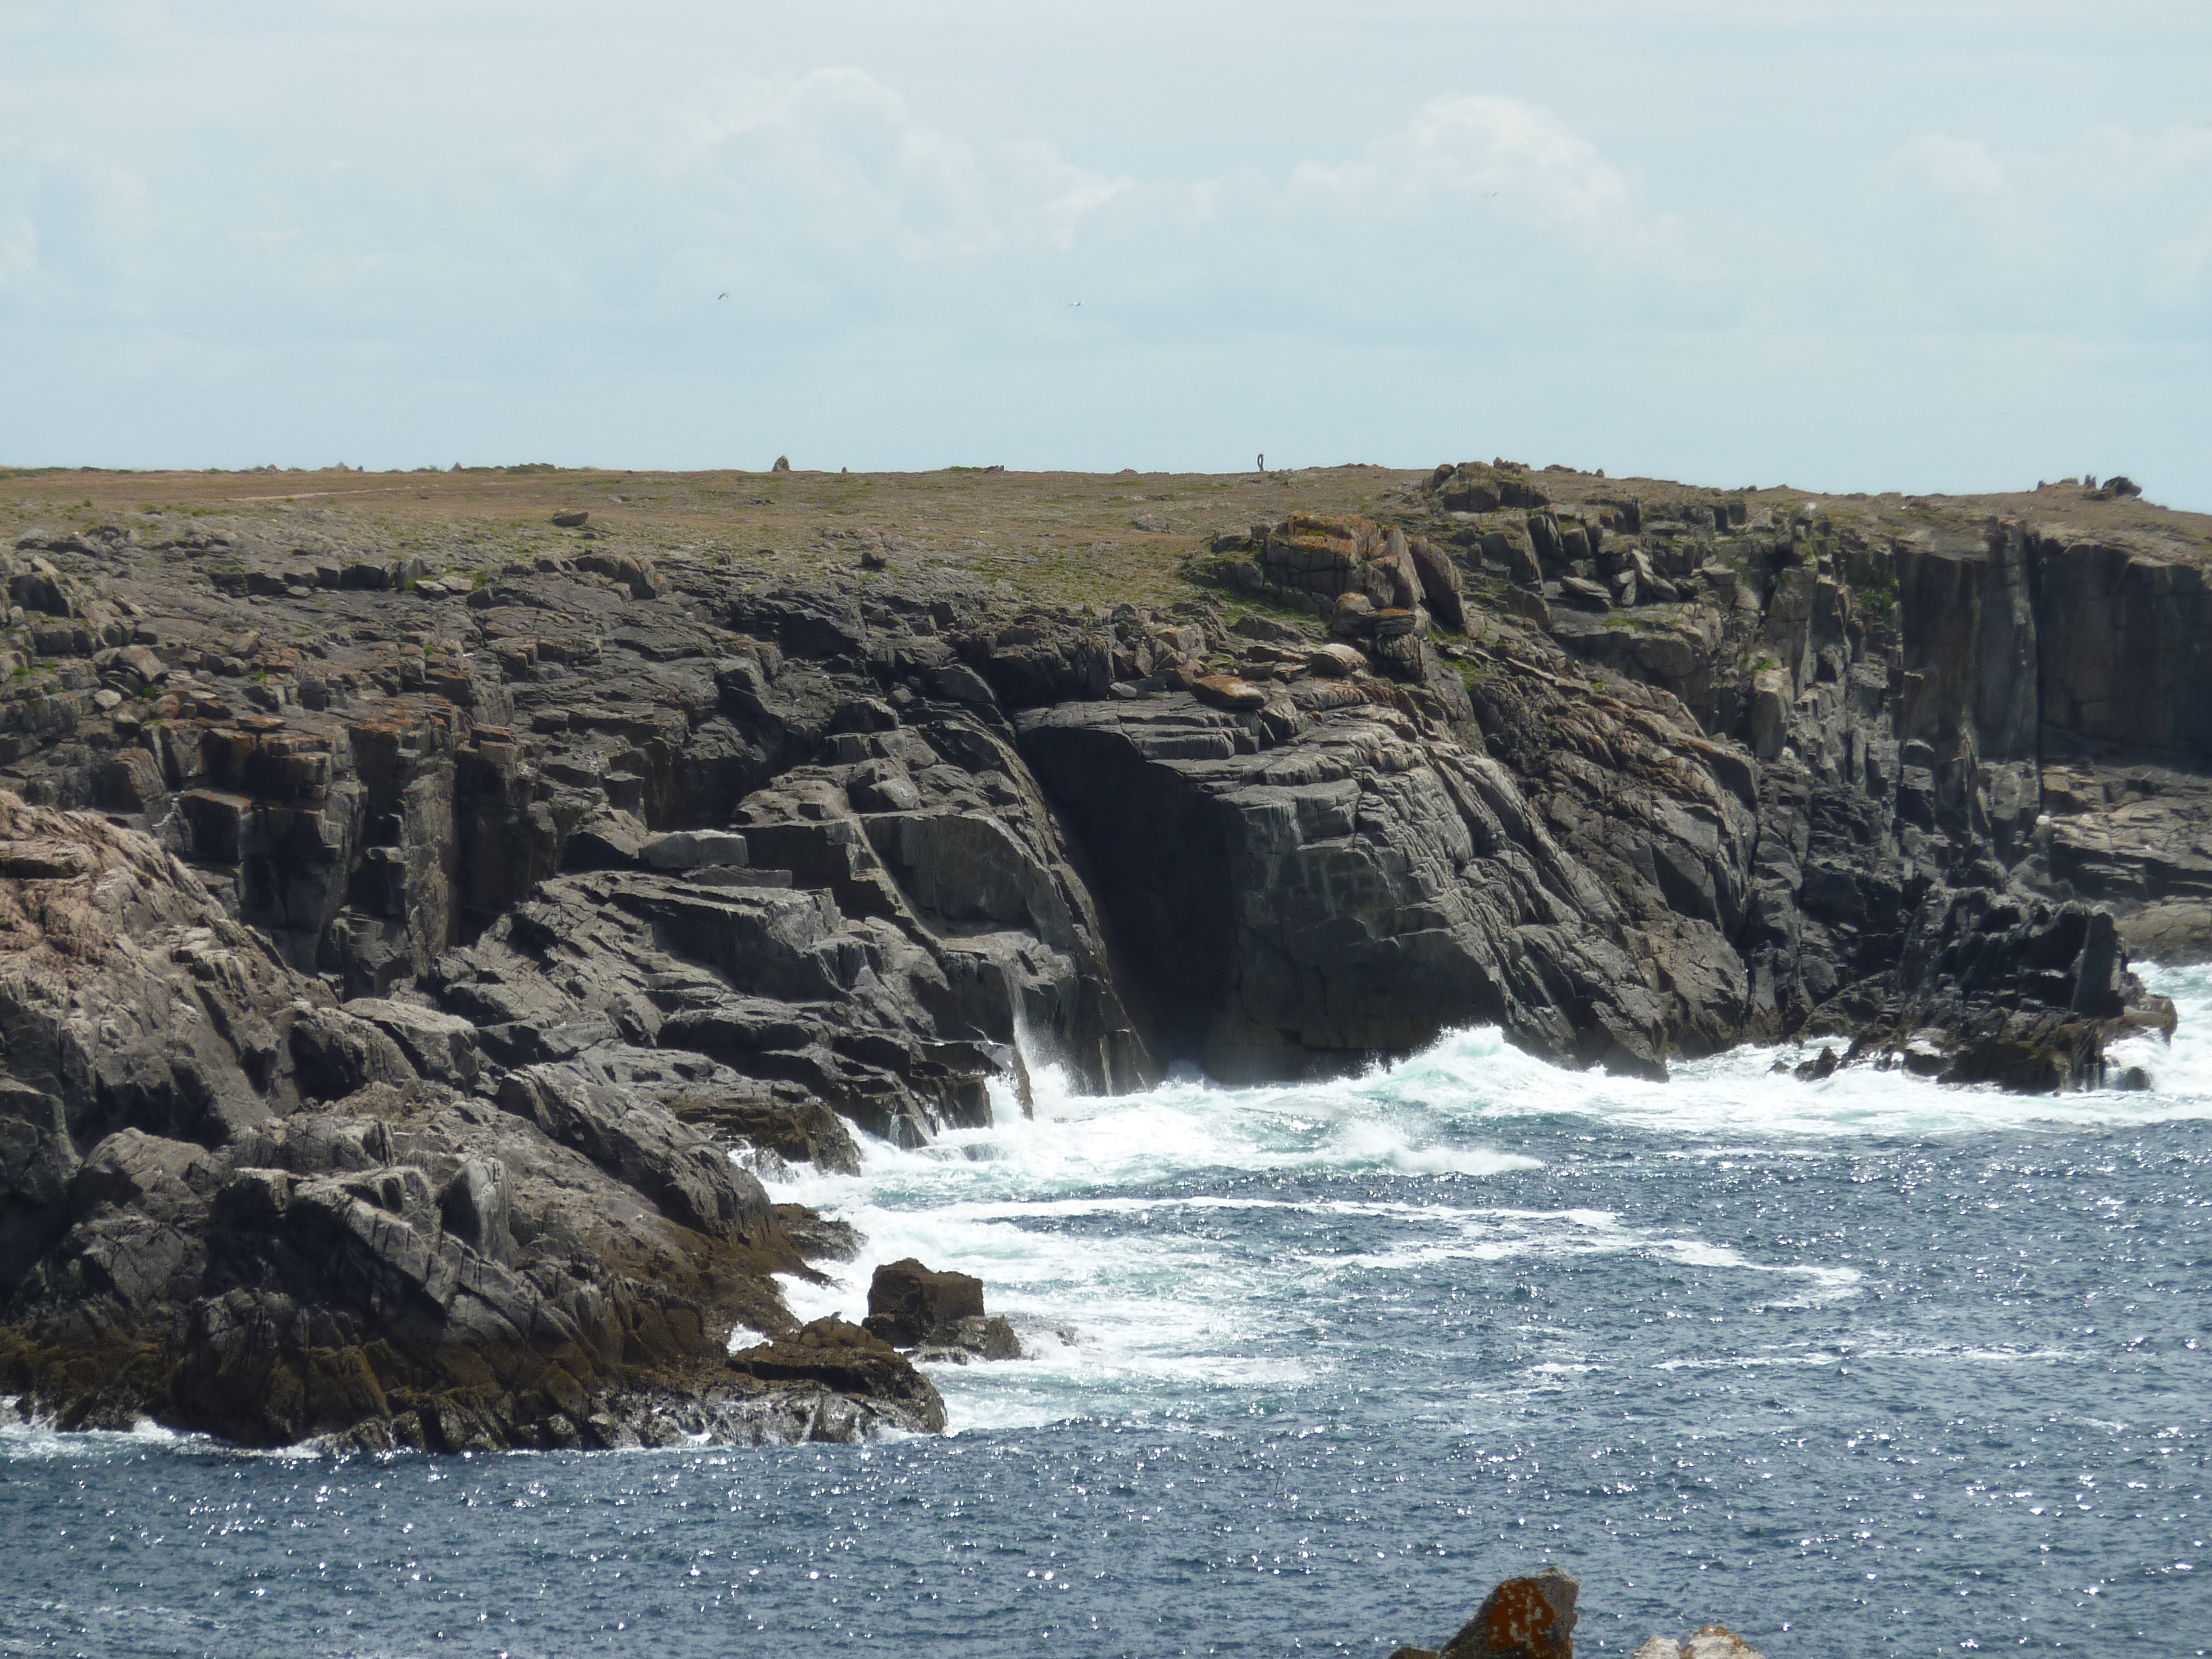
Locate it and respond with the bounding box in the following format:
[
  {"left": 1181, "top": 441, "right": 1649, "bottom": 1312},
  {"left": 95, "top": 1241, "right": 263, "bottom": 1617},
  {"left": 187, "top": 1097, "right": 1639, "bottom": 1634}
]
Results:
[
  {"left": 0, "top": 471, "right": 2202, "bottom": 1445},
  {"left": 1019, "top": 695, "right": 1671, "bottom": 1081},
  {"left": 0, "top": 794, "right": 940, "bottom": 1449}
]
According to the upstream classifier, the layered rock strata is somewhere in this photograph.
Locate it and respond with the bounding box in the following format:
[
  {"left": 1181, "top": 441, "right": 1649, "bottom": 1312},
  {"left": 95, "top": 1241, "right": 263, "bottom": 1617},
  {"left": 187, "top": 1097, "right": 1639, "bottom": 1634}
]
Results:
[
  {"left": 0, "top": 465, "right": 2204, "bottom": 1443},
  {"left": 0, "top": 793, "right": 940, "bottom": 1448}
]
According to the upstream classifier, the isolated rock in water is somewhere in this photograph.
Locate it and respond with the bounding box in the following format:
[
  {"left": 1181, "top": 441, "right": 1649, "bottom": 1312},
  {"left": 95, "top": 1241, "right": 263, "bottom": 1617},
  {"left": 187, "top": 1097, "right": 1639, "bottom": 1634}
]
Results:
[
  {"left": 1441, "top": 1565, "right": 1580, "bottom": 1659},
  {"left": 1632, "top": 1630, "right": 1767, "bottom": 1659},
  {"left": 864, "top": 1256, "right": 985, "bottom": 1347}
]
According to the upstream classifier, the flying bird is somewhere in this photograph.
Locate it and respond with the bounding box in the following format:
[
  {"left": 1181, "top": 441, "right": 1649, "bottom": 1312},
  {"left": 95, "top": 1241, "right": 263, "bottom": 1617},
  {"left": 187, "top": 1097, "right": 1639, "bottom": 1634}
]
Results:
[
  {"left": 717, "top": 292, "right": 729, "bottom": 300},
  {"left": 1070, "top": 300, "right": 1083, "bottom": 307}
]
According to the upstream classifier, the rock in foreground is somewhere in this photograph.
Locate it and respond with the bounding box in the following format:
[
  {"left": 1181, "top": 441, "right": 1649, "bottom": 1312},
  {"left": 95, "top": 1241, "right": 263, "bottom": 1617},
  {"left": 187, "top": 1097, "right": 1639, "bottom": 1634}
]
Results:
[
  {"left": 0, "top": 795, "right": 930, "bottom": 1449},
  {"left": 1390, "top": 1569, "right": 1772, "bottom": 1659},
  {"left": 1633, "top": 1631, "right": 1768, "bottom": 1659}
]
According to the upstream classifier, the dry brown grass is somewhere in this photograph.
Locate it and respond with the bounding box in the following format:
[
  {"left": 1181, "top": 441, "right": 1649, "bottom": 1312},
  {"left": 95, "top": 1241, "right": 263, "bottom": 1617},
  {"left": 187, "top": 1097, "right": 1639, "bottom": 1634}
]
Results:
[{"left": 4, "top": 462, "right": 2205, "bottom": 612}]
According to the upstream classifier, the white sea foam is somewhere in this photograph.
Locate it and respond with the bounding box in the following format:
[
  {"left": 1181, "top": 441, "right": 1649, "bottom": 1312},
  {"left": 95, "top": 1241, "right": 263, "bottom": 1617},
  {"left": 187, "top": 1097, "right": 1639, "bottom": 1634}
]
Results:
[{"left": 761, "top": 965, "right": 2212, "bottom": 1432}]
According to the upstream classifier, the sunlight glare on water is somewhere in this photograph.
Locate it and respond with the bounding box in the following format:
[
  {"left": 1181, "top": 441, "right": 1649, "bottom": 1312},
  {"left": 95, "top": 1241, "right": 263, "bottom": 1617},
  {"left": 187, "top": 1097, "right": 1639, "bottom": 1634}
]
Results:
[{"left": 5, "top": 968, "right": 2208, "bottom": 1658}]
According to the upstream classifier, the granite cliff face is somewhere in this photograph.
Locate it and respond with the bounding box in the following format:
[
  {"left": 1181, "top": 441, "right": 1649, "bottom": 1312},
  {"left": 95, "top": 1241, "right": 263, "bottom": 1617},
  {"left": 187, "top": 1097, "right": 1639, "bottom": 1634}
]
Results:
[{"left": 0, "top": 459, "right": 2202, "bottom": 1445}]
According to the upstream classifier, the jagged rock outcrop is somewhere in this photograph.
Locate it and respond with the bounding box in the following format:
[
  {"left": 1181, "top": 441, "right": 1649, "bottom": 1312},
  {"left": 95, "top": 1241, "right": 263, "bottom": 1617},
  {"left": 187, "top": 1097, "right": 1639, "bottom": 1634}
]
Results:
[
  {"left": 0, "top": 464, "right": 2205, "bottom": 1444},
  {"left": 0, "top": 794, "right": 939, "bottom": 1448},
  {"left": 1373, "top": 477, "right": 2185, "bottom": 1084},
  {"left": 863, "top": 1255, "right": 1021, "bottom": 1359},
  {"left": 1388, "top": 1564, "right": 1581, "bottom": 1659}
]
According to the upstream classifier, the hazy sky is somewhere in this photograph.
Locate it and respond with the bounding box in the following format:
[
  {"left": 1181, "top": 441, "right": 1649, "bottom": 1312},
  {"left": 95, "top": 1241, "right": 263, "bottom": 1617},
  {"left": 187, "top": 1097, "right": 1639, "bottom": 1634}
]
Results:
[{"left": 3, "top": 2, "right": 2207, "bottom": 504}]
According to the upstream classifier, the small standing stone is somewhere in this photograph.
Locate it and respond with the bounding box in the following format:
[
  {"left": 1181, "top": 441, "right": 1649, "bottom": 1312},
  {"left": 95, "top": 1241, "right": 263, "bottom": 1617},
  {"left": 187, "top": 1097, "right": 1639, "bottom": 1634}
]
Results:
[{"left": 1439, "top": 1565, "right": 1580, "bottom": 1659}]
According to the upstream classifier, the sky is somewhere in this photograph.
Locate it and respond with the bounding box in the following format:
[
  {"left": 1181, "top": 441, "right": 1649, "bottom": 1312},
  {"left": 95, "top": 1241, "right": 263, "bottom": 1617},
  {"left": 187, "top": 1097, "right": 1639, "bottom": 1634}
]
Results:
[{"left": 1, "top": 1, "right": 2207, "bottom": 505}]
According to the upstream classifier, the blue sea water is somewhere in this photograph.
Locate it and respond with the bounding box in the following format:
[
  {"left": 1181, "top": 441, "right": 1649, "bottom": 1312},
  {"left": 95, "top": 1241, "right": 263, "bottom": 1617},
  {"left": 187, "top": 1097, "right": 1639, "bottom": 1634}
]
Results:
[{"left": 5, "top": 971, "right": 2210, "bottom": 1658}]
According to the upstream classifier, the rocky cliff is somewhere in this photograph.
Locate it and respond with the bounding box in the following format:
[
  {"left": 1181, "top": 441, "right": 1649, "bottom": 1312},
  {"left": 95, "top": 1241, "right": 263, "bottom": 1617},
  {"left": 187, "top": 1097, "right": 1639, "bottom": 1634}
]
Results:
[{"left": 0, "top": 458, "right": 2201, "bottom": 1446}]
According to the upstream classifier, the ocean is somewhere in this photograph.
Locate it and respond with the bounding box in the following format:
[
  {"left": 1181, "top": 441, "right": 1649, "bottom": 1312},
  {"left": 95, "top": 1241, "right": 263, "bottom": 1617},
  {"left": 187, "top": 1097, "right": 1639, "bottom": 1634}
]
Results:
[{"left": 5, "top": 968, "right": 2208, "bottom": 1658}]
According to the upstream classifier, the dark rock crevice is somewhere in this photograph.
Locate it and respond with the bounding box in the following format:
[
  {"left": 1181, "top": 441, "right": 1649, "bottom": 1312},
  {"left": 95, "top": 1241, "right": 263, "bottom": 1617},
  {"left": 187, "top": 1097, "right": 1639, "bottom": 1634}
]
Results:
[{"left": 0, "top": 471, "right": 2203, "bottom": 1449}]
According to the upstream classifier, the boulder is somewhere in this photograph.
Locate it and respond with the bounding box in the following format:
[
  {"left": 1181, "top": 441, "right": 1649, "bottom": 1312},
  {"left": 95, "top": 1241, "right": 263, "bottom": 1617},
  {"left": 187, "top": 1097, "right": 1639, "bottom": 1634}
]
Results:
[
  {"left": 290, "top": 1007, "right": 417, "bottom": 1102},
  {"left": 563, "top": 809, "right": 649, "bottom": 870},
  {"left": 1501, "top": 585, "right": 1553, "bottom": 632},
  {"left": 863, "top": 1256, "right": 986, "bottom": 1347},
  {"left": 1193, "top": 674, "right": 1269, "bottom": 712},
  {"left": 1231, "top": 614, "right": 1310, "bottom": 646},
  {"left": 437, "top": 1158, "right": 514, "bottom": 1264},
  {"left": 1307, "top": 643, "right": 1367, "bottom": 677},
  {"left": 1557, "top": 576, "right": 1611, "bottom": 612},
  {"left": 1441, "top": 1566, "right": 1580, "bottom": 1659},
  {"left": 640, "top": 829, "right": 749, "bottom": 870},
  {"left": 1632, "top": 1631, "right": 1766, "bottom": 1659},
  {"left": 343, "top": 998, "right": 481, "bottom": 1087},
  {"left": 930, "top": 663, "right": 997, "bottom": 705}
]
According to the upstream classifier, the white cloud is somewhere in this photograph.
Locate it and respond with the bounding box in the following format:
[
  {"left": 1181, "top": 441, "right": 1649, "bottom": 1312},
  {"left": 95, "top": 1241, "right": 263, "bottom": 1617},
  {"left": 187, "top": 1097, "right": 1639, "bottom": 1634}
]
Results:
[
  {"left": 1296, "top": 95, "right": 1654, "bottom": 249},
  {"left": 1895, "top": 133, "right": 2008, "bottom": 200},
  {"left": 0, "top": 4, "right": 2205, "bottom": 503},
  {"left": 1881, "top": 121, "right": 2212, "bottom": 324}
]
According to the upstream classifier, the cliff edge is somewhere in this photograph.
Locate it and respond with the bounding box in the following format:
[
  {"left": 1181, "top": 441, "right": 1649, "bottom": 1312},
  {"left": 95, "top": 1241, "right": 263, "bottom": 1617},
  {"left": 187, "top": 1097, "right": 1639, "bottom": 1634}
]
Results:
[{"left": 0, "top": 457, "right": 2199, "bottom": 1445}]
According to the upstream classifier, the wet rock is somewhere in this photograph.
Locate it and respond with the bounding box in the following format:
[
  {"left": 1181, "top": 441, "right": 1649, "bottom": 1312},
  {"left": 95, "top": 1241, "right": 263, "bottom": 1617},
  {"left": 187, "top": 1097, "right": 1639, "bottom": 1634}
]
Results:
[
  {"left": 916, "top": 1313, "right": 1021, "bottom": 1362},
  {"left": 1794, "top": 1044, "right": 1840, "bottom": 1081},
  {"left": 726, "top": 1316, "right": 947, "bottom": 1434},
  {"left": 863, "top": 1256, "right": 985, "bottom": 1347},
  {"left": 773, "top": 1204, "right": 862, "bottom": 1262}
]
